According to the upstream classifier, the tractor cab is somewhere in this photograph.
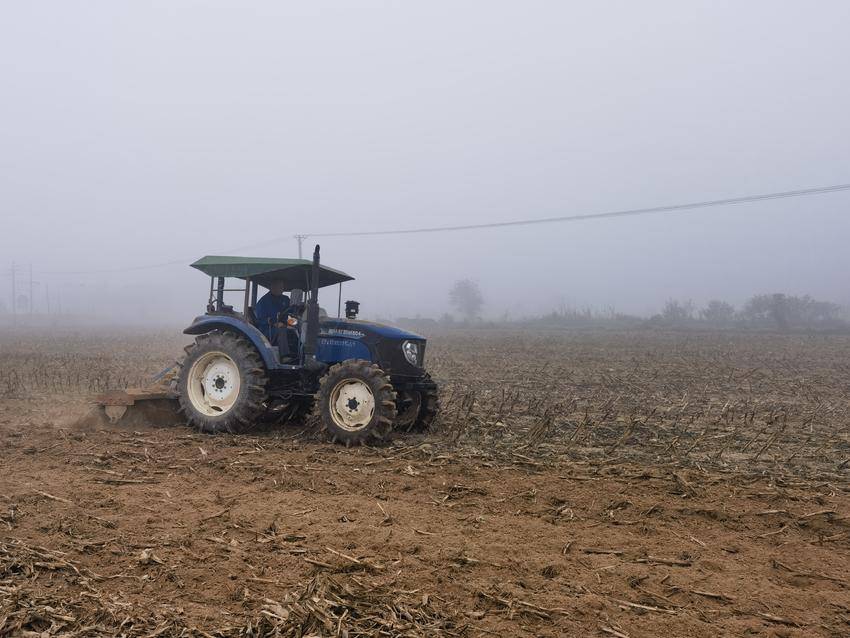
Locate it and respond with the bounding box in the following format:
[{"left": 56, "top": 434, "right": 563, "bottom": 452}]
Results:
[{"left": 188, "top": 254, "right": 354, "bottom": 366}]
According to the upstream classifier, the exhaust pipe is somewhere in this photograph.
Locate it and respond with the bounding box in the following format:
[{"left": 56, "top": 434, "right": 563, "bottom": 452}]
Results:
[{"left": 302, "top": 245, "right": 321, "bottom": 369}]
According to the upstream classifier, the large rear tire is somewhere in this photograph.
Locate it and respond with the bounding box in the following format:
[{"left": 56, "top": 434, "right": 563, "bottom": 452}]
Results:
[
  {"left": 314, "top": 359, "right": 397, "bottom": 446},
  {"left": 175, "top": 331, "right": 268, "bottom": 433}
]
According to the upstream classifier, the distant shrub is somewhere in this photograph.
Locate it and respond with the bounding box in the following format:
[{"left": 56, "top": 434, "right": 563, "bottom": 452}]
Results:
[
  {"left": 660, "top": 299, "right": 695, "bottom": 324},
  {"left": 700, "top": 300, "right": 736, "bottom": 324},
  {"left": 739, "top": 293, "right": 843, "bottom": 331}
]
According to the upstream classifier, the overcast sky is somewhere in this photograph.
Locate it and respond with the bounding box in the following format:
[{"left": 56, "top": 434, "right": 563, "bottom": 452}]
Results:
[{"left": 1, "top": 1, "right": 849, "bottom": 323}]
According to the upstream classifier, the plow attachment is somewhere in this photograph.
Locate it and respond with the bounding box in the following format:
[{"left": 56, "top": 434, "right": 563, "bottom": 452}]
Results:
[
  {"left": 93, "top": 386, "right": 183, "bottom": 427},
  {"left": 83, "top": 366, "right": 185, "bottom": 429}
]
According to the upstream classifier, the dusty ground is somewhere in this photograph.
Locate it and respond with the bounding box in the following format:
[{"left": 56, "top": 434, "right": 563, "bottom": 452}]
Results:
[{"left": 2, "top": 328, "right": 850, "bottom": 637}]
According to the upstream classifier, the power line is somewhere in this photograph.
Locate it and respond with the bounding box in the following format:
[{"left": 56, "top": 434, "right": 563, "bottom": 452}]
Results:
[
  {"left": 35, "top": 181, "right": 850, "bottom": 275},
  {"left": 301, "top": 182, "right": 850, "bottom": 238}
]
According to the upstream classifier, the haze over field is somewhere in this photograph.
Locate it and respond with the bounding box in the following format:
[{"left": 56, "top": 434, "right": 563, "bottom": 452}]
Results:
[{"left": 1, "top": 1, "right": 849, "bottom": 323}]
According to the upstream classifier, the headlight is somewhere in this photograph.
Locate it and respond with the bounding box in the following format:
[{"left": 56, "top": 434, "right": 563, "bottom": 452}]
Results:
[{"left": 402, "top": 340, "right": 420, "bottom": 366}]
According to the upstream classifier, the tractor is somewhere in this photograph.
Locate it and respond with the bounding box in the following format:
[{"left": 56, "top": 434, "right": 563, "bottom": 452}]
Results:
[{"left": 96, "top": 246, "right": 438, "bottom": 445}]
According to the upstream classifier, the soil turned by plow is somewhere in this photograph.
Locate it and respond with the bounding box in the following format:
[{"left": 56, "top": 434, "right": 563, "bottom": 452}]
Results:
[{"left": 1, "top": 328, "right": 849, "bottom": 637}]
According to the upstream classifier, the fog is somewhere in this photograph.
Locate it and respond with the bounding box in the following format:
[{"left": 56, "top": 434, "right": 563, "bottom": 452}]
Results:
[{"left": 2, "top": 1, "right": 849, "bottom": 325}]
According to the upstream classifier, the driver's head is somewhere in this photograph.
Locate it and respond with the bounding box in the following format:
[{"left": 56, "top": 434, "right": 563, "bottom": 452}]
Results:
[{"left": 268, "top": 281, "right": 287, "bottom": 296}]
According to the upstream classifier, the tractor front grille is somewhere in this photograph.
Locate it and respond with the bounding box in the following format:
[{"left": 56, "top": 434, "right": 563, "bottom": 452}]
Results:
[{"left": 374, "top": 339, "right": 426, "bottom": 376}]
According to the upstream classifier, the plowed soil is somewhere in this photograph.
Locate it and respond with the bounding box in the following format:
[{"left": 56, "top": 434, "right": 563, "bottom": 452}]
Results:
[{"left": 2, "top": 328, "right": 849, "bottom": 637}]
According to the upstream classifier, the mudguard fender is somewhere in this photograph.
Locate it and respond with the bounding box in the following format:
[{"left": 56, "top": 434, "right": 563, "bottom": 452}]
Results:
[{"left": 183, "top": 315, "right": 281, "bottom": 369}]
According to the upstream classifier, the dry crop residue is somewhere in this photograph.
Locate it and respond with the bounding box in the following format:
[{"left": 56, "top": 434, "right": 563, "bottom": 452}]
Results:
[{"left": 1, "top": 327, "right": 849, "bottom": 637}]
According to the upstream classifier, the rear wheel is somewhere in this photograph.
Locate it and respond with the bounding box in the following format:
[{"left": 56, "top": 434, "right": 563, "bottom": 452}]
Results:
[
  {"left": 314, "top": 359, "right": 397, "bottom": 446},
  {"left": 176, "top": 331, "right": 268, "bottom": 433}
]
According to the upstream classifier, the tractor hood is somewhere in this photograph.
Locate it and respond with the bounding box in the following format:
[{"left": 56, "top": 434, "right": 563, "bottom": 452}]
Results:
[
  {"left": 317, "top": 317, "right": 427, "bottom": 375},
  {"left": 319, "top": 317, "right": 424, "bottom": 341}
]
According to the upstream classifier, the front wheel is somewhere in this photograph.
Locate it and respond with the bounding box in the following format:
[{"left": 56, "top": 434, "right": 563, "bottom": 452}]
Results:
[
  {"left": 395, "top": 373, "right": 440, "bottom": 432},
  {"left": 175, "top": 331, "right": 268, "bottom": 433},
  {"left": 314, "top": 359, "right": 397, "bottom": 446}
]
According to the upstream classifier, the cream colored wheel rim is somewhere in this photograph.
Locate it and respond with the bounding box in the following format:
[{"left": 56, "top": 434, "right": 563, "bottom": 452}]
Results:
[
  {"left": 329, "top": 378, "right": 375, "bottom": 431},
  {"left": 187, "top": 351, "right": 241, "bottom": 416}
]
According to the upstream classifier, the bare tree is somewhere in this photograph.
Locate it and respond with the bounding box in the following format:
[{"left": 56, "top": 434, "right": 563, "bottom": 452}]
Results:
[
  {"left": 741, "top": 293, "right": 842, "bottom": 331},
  {"left": 700, "top": 300, "right": 735, "bottom": 324},
  {"left": 448, "top": 279, "right": 483, "bottom": 321},
  {"left": 660, "top": 299, "right": 694, "bottom": 324}
]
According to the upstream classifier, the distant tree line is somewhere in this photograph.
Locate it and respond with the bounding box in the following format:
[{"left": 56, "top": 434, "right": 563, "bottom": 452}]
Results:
[
  {"left": 393, "top": 281, "right": 848, "bottom": 333},
  {"left": 652, "top": 293, "right": 845, "bottom": 331}
]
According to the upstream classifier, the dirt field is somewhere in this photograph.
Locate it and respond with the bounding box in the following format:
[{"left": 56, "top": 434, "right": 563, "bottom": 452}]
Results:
[{"left": 2, "top": 327, "right": 850, "bottom": 637}]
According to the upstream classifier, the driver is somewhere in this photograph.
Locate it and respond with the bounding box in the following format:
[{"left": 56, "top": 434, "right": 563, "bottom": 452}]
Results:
[{"left": 254, "top": 280, "right": 290, "bottom": 341}]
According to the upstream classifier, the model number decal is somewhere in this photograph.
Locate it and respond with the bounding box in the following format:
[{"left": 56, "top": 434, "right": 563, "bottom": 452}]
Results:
[
  {"left": 321, "top": 329, "right": 365, "bottom": 338},
  {"left": 319, "top": 338, "right": 360, "bottom": 347}
]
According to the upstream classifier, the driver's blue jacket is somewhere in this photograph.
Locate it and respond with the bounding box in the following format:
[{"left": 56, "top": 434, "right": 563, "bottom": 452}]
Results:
[{"left": 254, "top": 292, "right": 290, "bottom": 340}]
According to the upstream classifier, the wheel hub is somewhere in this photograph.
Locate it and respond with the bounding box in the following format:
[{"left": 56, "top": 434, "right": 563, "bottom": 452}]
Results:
[
  {"left": 330, "top": 379, "right": 375, "bottom": 431},
  {"left": 187, "top": 352, "right": 242, "bottom": 416},
  {"left": 203, "top": 362, "right": 236, "bottom": 402}
]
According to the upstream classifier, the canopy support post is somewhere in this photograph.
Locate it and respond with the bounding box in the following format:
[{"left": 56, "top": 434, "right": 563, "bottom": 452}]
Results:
[
  {"left": 337, "top": 283, "right": 342, "bottom": 318},
  {"left": 216, "top": 277, "right": 225, "bottom": 312},
  {"left": 243, "top": 278, "right": 251, "bottom": 319}
]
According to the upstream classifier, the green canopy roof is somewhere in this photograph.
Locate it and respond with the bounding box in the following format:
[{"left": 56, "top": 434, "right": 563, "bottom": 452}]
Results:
[{"left": 190, "top": 256, "right": 354, "bottom": 289}]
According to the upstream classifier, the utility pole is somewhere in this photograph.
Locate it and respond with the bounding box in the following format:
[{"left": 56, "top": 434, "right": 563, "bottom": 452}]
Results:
[
  {"left": 29, "top": 264, "right": 33, "bottom": 316},
  {"left": 294, "top": 234, "right": 308, "bottom": 259},
  {"left": 10, "top": 262, "right": 16, "bottom": 326},
  {"left": 45, "top": 283, "right": 50, "bottom": 315}
]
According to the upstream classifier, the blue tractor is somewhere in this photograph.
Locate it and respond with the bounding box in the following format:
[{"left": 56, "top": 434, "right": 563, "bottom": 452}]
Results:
[{"left": 171, "top": 245, "right": 438, "bottom": 445}]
